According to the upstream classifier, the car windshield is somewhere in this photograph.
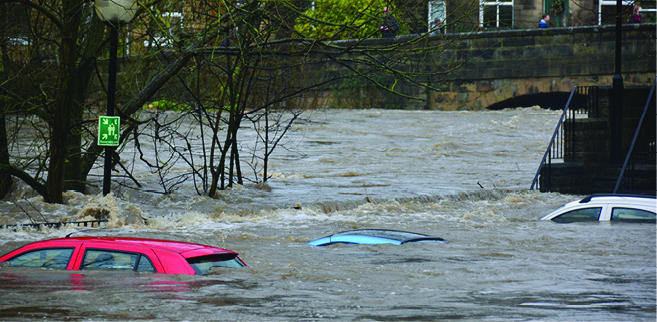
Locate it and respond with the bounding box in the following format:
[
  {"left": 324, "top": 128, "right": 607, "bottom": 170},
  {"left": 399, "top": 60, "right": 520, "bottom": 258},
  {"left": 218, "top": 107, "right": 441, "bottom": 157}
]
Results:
[{"left": 186, "top": 254, "right": 245, "bottom": 275}]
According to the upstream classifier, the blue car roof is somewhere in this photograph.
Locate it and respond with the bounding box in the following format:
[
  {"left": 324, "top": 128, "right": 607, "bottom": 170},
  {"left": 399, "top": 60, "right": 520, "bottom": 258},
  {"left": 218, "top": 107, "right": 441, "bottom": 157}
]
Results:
[{"left": 307, "top": 229, "right": 446, "bottom": 246}]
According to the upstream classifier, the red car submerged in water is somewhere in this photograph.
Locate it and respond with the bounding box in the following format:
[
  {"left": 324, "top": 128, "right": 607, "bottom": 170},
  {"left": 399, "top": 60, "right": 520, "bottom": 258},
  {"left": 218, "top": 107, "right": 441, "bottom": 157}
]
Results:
[{"left": 0, "top": 236, "right": 245, "bottom": 275}]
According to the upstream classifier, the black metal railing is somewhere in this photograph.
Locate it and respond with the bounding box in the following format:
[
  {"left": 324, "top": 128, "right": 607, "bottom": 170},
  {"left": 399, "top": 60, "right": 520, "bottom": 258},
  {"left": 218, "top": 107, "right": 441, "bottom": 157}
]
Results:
[
  {"left": 530, "top": 86, "right": 600, "bottom": 191},
  {"left": 1, "top": 219, "right": 108, "bottom": 231},
  {"left": 614, "top": 79, "right": 656, "bottom": 194}
]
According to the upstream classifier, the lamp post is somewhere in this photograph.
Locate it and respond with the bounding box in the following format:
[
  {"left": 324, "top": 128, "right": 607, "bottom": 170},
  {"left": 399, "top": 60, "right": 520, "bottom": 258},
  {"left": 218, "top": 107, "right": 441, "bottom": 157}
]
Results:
[
  {"left": 611, "top": 0, "right": 624, "bottom": 164},
  {"left": 95, "top": 0, "right": 137, "bottom": 196}
]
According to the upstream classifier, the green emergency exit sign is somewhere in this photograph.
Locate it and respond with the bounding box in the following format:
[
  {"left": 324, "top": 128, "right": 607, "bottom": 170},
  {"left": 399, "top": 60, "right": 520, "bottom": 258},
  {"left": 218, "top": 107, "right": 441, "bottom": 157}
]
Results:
[{"left": 98, "top": 116, "right": 120, "bottom": 146}]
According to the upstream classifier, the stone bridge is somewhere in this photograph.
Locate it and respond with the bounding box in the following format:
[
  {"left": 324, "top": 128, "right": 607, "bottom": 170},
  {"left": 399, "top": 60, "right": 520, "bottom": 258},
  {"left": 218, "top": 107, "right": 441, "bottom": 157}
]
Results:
[
  {"left": 133, "top": 24, "right": 654, "bottom": 111},
  {"left": 338, "top": 24, "right": 655, "bottom": 110}
]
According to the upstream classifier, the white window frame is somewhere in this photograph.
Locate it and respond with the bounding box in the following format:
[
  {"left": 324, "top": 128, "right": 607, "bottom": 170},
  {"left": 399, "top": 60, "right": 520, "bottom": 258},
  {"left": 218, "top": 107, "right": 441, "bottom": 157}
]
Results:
[
  {"left": 598, "top": 0, "right": 654, "bottom": 25},
  {"left": 598, "top": 0, "right": 631, "bottom": 25},
  {"left": 479, "top": 0, "right": 514, "bottom": 29},
  {"left": 428, "top": 0, "right": 447, "bottom": 32}
]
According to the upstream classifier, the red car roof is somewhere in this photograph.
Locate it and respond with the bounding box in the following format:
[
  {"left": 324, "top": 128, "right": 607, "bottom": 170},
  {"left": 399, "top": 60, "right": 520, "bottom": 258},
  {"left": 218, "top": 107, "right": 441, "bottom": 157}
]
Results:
[{"left": 34, "top": 236, "right": 236, "bottom": 258}]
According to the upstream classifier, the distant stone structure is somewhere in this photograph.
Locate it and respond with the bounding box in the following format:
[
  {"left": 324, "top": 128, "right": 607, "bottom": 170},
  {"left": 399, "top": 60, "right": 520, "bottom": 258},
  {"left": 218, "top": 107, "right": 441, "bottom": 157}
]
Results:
[
  {"left": 320, "top": 24, "right": 655, "bottom": 110},
  {"left": 423, "top": 24, "right": 655, "bottom": 110}
]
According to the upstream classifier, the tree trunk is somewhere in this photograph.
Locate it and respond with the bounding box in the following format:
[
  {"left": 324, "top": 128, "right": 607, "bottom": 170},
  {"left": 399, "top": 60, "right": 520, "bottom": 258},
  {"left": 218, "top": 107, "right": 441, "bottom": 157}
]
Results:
[
  {"left": 0, "top": 3, "right": 13, "bottom": 198},
  {"left": 46, "top": 0, "right": 83, "bottom": 203},
  {"left": 65, "top": 11, "right": 106, "bottom": 193},
  {"left": 0, "top": 114, "right": 12, "bottom": 197}
]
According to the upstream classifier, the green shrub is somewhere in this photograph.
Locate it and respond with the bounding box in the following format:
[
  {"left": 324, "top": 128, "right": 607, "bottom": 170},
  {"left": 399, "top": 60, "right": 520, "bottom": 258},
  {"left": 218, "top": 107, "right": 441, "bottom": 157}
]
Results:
[{"left": 143, "top": 100, "right": 190, "bottom": 111}]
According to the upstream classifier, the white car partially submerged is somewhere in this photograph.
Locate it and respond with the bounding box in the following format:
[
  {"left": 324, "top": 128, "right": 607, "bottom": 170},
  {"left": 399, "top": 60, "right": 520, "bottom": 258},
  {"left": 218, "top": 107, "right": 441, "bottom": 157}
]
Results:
[{"left": 540, "top": 194, "right": 656, "bottom": 223}]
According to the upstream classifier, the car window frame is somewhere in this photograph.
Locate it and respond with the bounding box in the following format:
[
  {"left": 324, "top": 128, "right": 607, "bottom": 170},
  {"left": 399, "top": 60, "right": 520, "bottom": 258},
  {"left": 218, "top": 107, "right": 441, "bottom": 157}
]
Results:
[
  {"left": 610, "top": 206, "right": 657, "bottom": 223},
  {"left": 78, "top": 242, "right": 164, "bottom": 273},
  {"left": 4, "top": 247, "right": 75, "bottom": 270},
  {"left": 80, "top": 248, "right": 156, "bottom": 273},
  {"left": 552, "top": 206, "right": 604, "bottom": 223}
]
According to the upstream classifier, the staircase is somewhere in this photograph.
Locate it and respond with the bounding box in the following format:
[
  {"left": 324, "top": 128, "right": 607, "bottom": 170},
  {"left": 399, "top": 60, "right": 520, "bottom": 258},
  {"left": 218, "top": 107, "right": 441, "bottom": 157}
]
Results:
[{"left": 531, "top": 80, "right": 656, "bottom": 195}]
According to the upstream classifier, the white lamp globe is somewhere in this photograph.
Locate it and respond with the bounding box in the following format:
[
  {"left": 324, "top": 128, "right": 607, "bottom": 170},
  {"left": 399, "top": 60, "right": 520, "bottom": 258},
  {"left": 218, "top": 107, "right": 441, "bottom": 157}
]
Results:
[{"left": 94, "top": 0, "right": 138, "bottom": 25}]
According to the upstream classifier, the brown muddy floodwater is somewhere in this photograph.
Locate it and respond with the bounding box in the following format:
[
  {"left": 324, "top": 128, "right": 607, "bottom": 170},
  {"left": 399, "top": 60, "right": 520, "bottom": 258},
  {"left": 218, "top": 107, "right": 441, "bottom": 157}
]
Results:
[{"left": 0, "top": 108, "right": 654, "bottom": 321}]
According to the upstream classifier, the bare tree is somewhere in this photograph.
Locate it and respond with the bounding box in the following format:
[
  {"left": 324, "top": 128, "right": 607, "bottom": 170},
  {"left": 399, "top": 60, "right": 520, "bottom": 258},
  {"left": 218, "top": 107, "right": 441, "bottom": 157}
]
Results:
[{"left": 0, "top": 0, "right": 476, "bottom": 203}]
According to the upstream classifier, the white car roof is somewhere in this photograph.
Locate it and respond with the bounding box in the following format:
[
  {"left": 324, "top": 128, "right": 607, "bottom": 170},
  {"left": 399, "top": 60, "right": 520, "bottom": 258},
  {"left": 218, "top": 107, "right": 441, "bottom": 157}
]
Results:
[
  {"left": 572, "top": 195, "right": 655, "bottom": 206},
  {"left": 541, "top": 194, "right": 656, "bottom": 221}
]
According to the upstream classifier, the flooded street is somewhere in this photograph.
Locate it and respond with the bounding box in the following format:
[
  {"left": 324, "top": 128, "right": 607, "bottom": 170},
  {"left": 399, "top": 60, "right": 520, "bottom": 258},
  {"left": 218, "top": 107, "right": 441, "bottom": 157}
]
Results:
[{"left": 0, "top": 108, "right": 655, "bottom": 321}]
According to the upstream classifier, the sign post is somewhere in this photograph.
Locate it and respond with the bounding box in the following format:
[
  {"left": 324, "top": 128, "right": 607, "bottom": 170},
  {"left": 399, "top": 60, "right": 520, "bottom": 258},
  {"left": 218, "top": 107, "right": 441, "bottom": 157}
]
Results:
[{"left": 95, "top": 0, "right": 136, "bottom": 196}]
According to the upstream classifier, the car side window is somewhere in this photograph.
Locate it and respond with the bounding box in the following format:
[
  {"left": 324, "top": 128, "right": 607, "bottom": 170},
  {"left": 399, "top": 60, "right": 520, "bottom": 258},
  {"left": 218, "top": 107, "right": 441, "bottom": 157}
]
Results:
[
  {"left": 82, "top": 250, "right": 155, "bottom": 272},
  {"left": 552, "top": 207, "right": 602, "bottom": 223},
  {"left": 136, "top": 254, "right": 156, "bottom": 273},
  {"left": 610, "top": 207, "right": 656, "bottom": 223},
  {"left": 7, "top": 248, "right": 74, "bottom": 269}
]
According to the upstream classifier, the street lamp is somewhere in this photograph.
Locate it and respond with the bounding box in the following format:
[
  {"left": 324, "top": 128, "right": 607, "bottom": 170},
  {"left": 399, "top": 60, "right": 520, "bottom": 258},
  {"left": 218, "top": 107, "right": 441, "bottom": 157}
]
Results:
[
  {"left": 611, "top": 0, "right": 624, "bottom": 165},
  {"left": 95, "top": 0, "right": 137, "bottom": 196}
]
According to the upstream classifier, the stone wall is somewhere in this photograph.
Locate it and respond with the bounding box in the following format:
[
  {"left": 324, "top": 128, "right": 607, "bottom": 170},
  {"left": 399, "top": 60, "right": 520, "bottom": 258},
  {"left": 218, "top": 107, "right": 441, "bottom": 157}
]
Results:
[{"left": 418, "top": 23, "right": 656, "bottom": 110}]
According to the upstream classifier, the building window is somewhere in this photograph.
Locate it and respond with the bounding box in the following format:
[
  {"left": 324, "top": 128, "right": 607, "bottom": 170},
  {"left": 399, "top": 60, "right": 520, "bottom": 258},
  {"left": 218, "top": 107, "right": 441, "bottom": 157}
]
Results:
[
  {"left": 598, "top": 0, "right": 631, "bottom": 25},
  {"left": 428, "top": 0, "right": 446, "bottom": 33},
  {"left": 597, "top": 0, "right": 654, "bottom": 25},
  {"left": 3, "top": 3, "right": 30, "bottom": 43},
  {"left": 479, "top": 0, "right": 513, "bottom": 29}
]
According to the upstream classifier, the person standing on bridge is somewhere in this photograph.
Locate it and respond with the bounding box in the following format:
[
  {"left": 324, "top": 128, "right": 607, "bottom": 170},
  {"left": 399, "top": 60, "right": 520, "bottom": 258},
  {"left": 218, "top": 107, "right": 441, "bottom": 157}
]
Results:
[
  {"left": 629, "top": 5, "right": 642, "bottom": 23},
  {"left": 429, "top": 18, "right": 442, "bottom": 35},
  {"left": 380, "top": 7, "right": 399, "bottom": 38},
  {"left": 539, "top": 14, "right": 550, "bottom": 28}
]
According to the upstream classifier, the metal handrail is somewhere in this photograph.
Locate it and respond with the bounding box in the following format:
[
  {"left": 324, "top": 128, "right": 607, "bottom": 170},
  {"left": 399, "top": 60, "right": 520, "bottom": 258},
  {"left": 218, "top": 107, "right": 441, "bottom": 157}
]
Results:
[
  {"left": 530, "top": 86, "right": 599, "bottom": 190},
  {"left": 530, "top": 86, "right": 578, "bottom": 190},
  {"left": 613, "top": 78, "right": 656, "bottom": 193}
]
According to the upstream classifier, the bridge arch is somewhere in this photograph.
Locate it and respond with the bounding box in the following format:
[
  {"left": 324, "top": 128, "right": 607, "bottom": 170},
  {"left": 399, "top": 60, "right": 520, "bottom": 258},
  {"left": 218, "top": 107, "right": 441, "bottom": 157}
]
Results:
[{"left": 485, "top": 92, "right": 572, "bottom": 110}]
